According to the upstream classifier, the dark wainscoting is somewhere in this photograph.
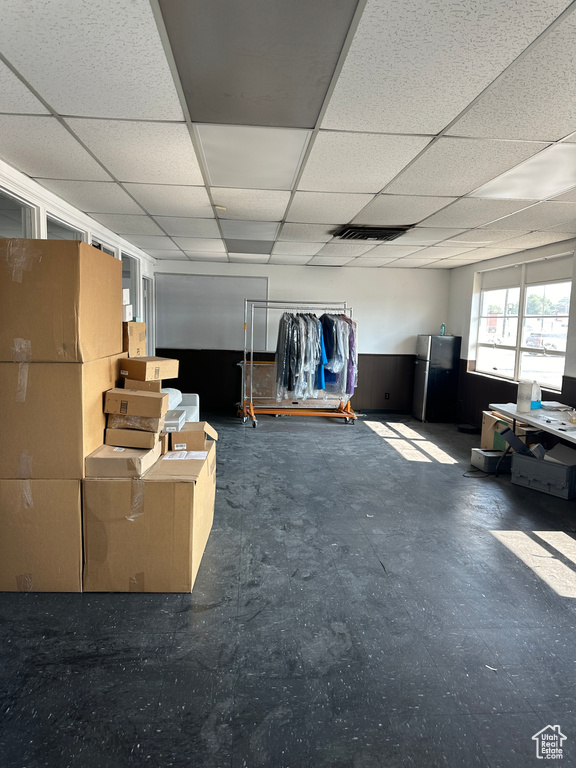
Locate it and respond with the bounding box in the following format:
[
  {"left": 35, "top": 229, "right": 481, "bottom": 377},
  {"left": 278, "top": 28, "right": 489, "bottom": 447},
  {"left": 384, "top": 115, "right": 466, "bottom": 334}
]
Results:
[
  {"left": 456, "top": 359, "right": 576, "bottom": 428},
  {"left": 157, "top": 349, "right": 416, "bottom": 413}
]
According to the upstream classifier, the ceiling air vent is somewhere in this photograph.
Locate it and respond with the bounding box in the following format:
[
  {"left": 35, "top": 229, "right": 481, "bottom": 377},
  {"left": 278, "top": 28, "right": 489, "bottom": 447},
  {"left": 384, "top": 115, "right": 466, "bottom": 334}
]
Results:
[{"left": 332, "top": 226, "right": 410, "bottom": 242}]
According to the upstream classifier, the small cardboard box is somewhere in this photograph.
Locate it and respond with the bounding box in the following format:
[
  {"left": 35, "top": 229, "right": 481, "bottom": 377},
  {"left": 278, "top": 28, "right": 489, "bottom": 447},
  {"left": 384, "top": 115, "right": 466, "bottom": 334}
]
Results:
[
  {"left": 160, "top": 433, "right": 169, "bottom": 455},
  {"left": 0, "top": 479, "right": 82, "bottom": 592},
  {"left": 163, "top": 409, "right": 186, "bottom": 433},
  {"left": 123, "top": 322, "right": 146, "bottom": 358},
  {"left": 0, "top": 240, "right": 122, "bottom": 362},
  {"left": 0, "top": 354, "right": 122, "bottom": 479},
  {"left": 104, "top": 388, "right": 169, "bottom": 418},
  {"left": 124, "top": 378, "right": 162, "bottom": 393},
  {"left": 119, "top": 356, "right": 179, "bottom": 382},
  {"left": 105, "top": 428, "right": 159, "bottom": 450},
  {"left": 480, "top": 410, "right": 539, "bottom": 451},
  {"left": 83, "top": 439, "right": 216, "bottom": 592},
  {"left": 85, "top": 441, "right": 161, "bottom": 478},
  {"left": 171, "top": 422, "right": 218, "bottom": 452},
  {"left": 107, "top": 413, "right": 165, "bottom": 433}
]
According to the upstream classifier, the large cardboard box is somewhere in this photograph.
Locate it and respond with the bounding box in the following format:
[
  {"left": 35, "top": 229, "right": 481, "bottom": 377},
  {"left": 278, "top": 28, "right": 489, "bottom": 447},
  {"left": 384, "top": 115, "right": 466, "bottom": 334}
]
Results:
[
  {"left": 105, "top": 428, "right": 159, "bottom": 450},
  {"left": 107, "top": 413, "right": 165, "bottom": 433},
  {"left": 171, "top": 422, "right": 219, "bottom": 451},
  {"left": 124, "top": 378, "right": 162, "bottom": 393},
  {"left": 85, "top": 441, "right": 161, "bottom": 478},
  {"left": 0, "top": 354, "right": 121, "bottom": 479},
  {"left": 0, "top": 479, "right": 82, "bottom": 591},
  {"left": 119, "top": 356, "right": 179, "bottom": 382},
  {"left": 123, "top": 322, "right": 146, "bottom": 358},
  {"left": 0, "top": 240, "right": 122, "bottom": 363},
  {"left": 83, "top": 440, "right": 216, "bottom": 592},
  {"left": 480, "top": 410, "right": 539, "bottom": 451},
  {"left": 104, "top": 388, "right": 169, "bottom": 418}
]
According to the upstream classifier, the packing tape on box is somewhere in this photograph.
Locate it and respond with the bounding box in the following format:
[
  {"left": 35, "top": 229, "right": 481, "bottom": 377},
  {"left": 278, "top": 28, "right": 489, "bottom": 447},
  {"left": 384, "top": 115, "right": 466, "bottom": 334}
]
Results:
[
  {"left": 20, "top": 479, "right": 33, "bottom": 509},
  {"left": 16, "top": 362, "right": 29, "bottom": 402},
  {"left": 125, "top": 478, "right": 144, "bottom": 522},
  {"left": 5, "top": 240, "right": 39, "bottom": 283},
  {"left": 12, "top": 338, "right": 31, "bottom": 362},
  {"left": 16, "top": 573, "right": 33, "bottom": 592},
  {"left": 17, "top": 451, "right": 33, "bottom": 478},
  {"left": 129, "top": 572, "right": 145, "bottom": 592}
]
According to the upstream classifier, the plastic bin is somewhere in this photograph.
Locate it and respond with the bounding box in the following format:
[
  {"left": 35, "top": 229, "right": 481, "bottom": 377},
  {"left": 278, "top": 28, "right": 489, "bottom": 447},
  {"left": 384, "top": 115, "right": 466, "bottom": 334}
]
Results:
[
  {"left": 471, "top": 448, "right": 511, "bottom": 473},
  {"left": 511, "top": 453, "right": 576, "bottom": 499}
]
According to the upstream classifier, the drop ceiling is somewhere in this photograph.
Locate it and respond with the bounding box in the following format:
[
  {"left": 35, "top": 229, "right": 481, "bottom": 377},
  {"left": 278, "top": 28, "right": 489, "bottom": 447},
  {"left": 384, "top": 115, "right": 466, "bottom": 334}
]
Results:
[{"left": 0, "top": 0, "right": 576, "bottom": 269}]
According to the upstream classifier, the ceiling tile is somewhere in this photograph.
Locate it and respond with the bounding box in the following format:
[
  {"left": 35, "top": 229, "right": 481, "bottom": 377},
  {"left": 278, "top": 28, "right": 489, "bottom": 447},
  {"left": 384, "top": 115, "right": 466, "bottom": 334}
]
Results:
[
  {"left": 0, "top": 115, "right": 110, "bottom": 180},
  {"left": 388, "top": 258, "right": 442, "bottom": 268},
  {"left": 352, "top": 195, "right": 455, "bottom": 226},
  {"left": 446, "top": 229, "right": 527, "bottom": 244},
  {"left": 449, "top": 12, "right": 576, "bottom": 141},
  {"left": 123, "top": 184, "right": 212, "bottom": 218},
  {"left": 486, "top": 201, "right": 576, "bottom": 231},
  {"left": 307, "top": 256, "right": 356, "bottom": 266},
  {"left": 124, "top": 235, "right": 179, "bottom": 251},
  {"left": 272, "top": 242, "right": 324, "bottom": 256},
  {"left": 287, "top": 192, "right": 374, "bottom": 224},
  {"left": 0, "top": 60, "right": 48, "bottom": 114},
  {"left": 551, "top": 187, "right": 576, "bottom": 203},
  {"left": 317, "top": 242, "right": 376, "bottom": 257},
  {"left": 184, "top": 252, "right": 229, "bottom": 262},
  {"left": 268, "top": 254, "right": 313, "bottom": 265},
  {"left": 152, "top": 217, "right": 220, "bottom": 238},
  {"left": 278, "top": 223, "right": 334, "bottom": 242},
  {"left": 195, "top": 124, "right": 310, "bottom": 189},
  {"left": 470, "top": 144, "right": 576, "bottom": 200},
  {"left": 393, "top": 227, "right": 466, "bottom": 245},
  {"left": 421, "top": 198, "right": 533, "bottom": 228},
  {"left": 546, "top": 222, "right": 576, "bottom": 235},
  {"left": 225, "top": 239, "right": 272, "bottom": 254},
  {"left": 37, "top": 179, "right": 142, "bottom": 213},
  {"left": 422, "top": 260, "right": 470, "bottom": 269},
  {"left": 492, "top": 231, "right": 575, "bottom": 250},
  {"left": 211, "top": 188, "right": 291, "bottom": 221},
  {"left": 358, "top": 244, "right": 424, "bottom": 258},
  {"left": 0, "top": 0, "right": 183, "bottom": 120},
  {"left": 321, "top": 0, "right": 569, "bottom": 134},
  {"left": 151, "top": 251, "right": 189, "bottom": 260},
  {"left": 67, "top": 119, "right": 203, "bottom": 185},
  {"left": 298, "top": 131, "right": 431, "bottom": 193},
  {"left": 409, "top": 245, "right": 476, "bottom": 259},
  {"left": 173, "top": 238, "right": 226, "bottom": 252},
  {"left": 228, "top": 253, "right": 270, "bottom": 263},
  {"left": 158, "top": 0, "right": 358, "bottom": 128},
  {"left": 385, "top": 138, "right": 548, "bottom": 197},
  {"left": 460, "top": 247, "right": 530, "bottom": 260},
  {"left": 220, "top": 220, "right": 280, "bottom": 240},
  {"left": 347, "top": 257, "right": 401, "bottom": 267},
  {"left": 89, "top": 213, "right": 164, "bottom": 236}
]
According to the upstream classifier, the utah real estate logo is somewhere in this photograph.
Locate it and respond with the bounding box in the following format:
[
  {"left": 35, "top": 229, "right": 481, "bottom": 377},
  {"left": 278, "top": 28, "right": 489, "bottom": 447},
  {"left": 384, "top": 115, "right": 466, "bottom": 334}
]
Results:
[{"left": 532, "top": 725, "right": 567, "bottom": 760}]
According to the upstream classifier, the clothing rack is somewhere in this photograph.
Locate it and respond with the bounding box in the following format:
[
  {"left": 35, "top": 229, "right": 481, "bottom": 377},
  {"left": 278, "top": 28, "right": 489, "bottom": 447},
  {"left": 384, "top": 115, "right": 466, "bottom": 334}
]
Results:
[{"left": 240, "top": 299, "right": 358, "bottom": 427}]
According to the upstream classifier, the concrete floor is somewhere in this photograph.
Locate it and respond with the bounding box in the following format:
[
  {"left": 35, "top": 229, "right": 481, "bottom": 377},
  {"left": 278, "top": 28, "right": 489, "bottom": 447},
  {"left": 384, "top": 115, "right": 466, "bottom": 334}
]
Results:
[{"left": 1, "top": 412, "right": 576, "bottom": 767}]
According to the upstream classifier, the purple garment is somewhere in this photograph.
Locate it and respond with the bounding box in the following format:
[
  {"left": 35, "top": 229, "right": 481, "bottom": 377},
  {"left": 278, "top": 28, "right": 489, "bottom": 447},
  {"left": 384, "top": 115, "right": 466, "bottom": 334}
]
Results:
[{"left": 343, "top": 317, "right": 357, "bottom": 395}]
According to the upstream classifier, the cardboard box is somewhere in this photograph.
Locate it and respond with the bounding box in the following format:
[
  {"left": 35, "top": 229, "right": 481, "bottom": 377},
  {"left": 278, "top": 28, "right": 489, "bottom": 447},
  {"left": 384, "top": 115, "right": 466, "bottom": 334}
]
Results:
[
  {"left": 480, "top": 410, "right": 539, "bottom": 451},
  {"left": 0, "top": 240, "right": 122, "bottom": 363},
  {"left": 105, "top": 428, "right": 159, "bottom": 450},
  {"left": 85, "top": 441, "right": 161, "bottom": 478},
  {"left": 0, "top": 479, "right": 82, "bottom": 591},
  {"left": 124, "top": 378, "right": 162, "bottom": 393},
  {"left": 83, "top": 439, "right": 216, "bottom": 592},
  {"left": 107, "top": 413, "right": 165, "bottom": 433},
  {"left": 171, "top": 422, "right": 219, "bottom": 452},
  {"left": 122, "top": 305, "right": 133, "bottom": 322},
  {"left": 163, "top": 409, "right": 186, "bottom": 433},
  {"left": 104, "top": 388, "right": 169, "bottom": 418},
  {"left": 0, "top": 354, "right": 121, "bottom": 479},
  {"left": 123, "top": 322, "right": 146, "bottom": 358},
  {"left": 119, "top": 356, "right": 179, "bottom": 382},
  {"left": 160, "top": 433, "right": 169, "bottom": 455}
]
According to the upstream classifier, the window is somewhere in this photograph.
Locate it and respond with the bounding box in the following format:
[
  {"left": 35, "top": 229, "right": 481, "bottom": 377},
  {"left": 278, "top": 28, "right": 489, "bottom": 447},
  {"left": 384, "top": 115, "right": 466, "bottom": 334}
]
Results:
[
  {"left": 47, "top": 216, "right": 83, "bottom": 240},
  {"left": 0, "top": 189, "right": 32, "bottom": 238},
  {"left": 92, "top": 239, "right": 116, "bottom": 257},
  {"left": 476, "top": 275, "right": 571, "bottom": 390}
]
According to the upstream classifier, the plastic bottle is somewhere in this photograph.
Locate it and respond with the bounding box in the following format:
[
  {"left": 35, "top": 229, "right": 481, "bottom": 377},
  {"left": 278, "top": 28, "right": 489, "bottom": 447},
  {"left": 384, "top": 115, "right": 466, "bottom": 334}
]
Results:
[
  {"left": 517, "top": 380, "right": 532, "bottom": 412},
  {"left": 531, "top": 380, "right": 541, "bottom": 410},
  {"left": 439, "top": 323, "right": 446, "bottom": 336}
]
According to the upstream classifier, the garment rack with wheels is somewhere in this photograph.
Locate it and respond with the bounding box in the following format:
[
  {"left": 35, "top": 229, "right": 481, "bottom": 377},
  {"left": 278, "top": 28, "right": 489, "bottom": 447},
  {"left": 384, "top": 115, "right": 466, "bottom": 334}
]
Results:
[{"left": 239, "top": 299, "right": 358, "bottom": 427}]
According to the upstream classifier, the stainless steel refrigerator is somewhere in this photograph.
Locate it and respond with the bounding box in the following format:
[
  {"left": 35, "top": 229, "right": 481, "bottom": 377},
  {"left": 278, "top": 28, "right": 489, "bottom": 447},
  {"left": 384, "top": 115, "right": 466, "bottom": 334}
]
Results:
[{"left": 413, "top": 335, "right": 461, "bottom": 422}]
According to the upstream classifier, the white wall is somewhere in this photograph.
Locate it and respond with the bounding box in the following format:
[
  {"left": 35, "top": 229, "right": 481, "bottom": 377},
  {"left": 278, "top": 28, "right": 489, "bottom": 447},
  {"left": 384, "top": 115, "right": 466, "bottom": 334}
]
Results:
[{"left": 154, "top": 260, "right": 450, "bottom": 354}]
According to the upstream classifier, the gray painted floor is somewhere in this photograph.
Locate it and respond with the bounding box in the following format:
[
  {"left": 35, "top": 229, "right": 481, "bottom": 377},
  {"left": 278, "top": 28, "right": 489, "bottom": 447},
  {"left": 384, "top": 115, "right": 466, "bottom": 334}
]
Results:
[{"left": 1, "top": 413, "right": 576, "bottom": 767}]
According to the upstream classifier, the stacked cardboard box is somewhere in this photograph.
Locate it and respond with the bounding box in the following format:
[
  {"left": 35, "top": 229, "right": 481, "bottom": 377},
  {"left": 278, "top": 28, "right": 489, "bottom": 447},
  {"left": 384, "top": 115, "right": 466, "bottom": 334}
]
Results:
[{"left": 0, "top": 240, "right": 123, "bottom": 591}]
